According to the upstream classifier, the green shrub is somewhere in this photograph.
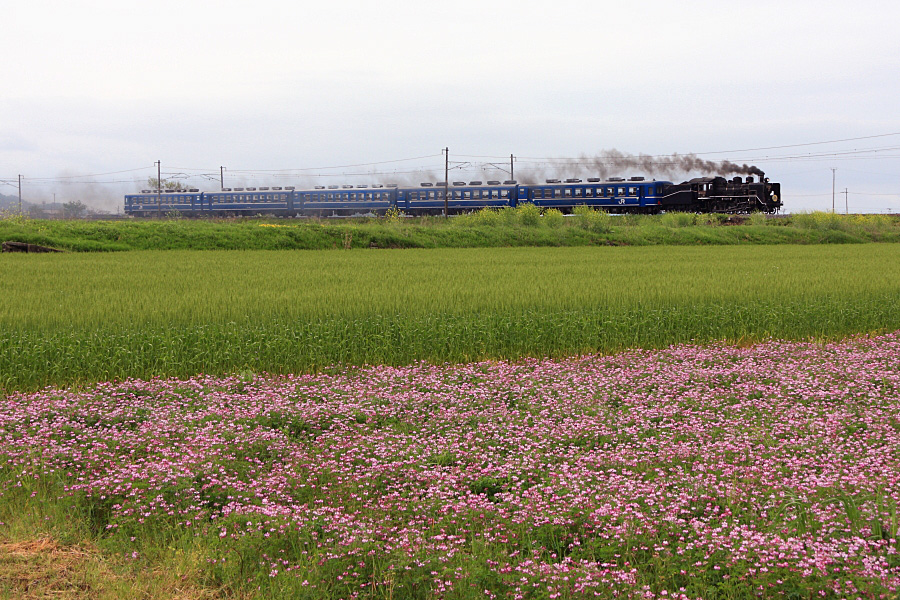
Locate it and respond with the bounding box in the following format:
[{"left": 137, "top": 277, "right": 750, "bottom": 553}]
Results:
[
  {"left": 747, "top": 212, "right": 768, "bottom": 227},
  {"left": 698, "top": 213, "right": 728, "bottom": 226},
  {"left": 791, "top": 211, "right": 847, "bottom": 231},
  {"left": 619, "top": 213, "right": 651, "bottom": 227},
  {"left": 542, "top": 208, "right": 565, "bottom": 228},
  {"left": 661, "top": 212, "right": 698, "bottom": 228},
  {"left": 499, "top": 206, "right": 519, "bottom": 226},
  {"left": 470, "top": 207, "right": 503, "bottom": 227},
  {"left": 572, "top": 205, "right": 612, "bottom": 233},
  {"left": 849, "top": 214, "right": 895, "bottom": 236},
  {"left": 516, "top": 202, "right": 541, "bottom": 226},
  {"left": 383, "top": 206, "right": 405, "bottom": 224}
]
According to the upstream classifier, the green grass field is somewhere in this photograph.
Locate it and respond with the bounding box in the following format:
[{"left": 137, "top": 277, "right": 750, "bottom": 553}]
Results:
[
  {"left": 3, "top": 244, "right": 899, "bottom": 392},
  {"left": 1, "top": 209, "right": 898, "bottom": 252}
]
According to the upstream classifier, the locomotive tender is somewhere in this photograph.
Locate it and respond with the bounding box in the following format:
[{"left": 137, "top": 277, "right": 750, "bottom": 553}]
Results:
[{"left": 124, "top": 175, "right": 781, "bottom": 217}]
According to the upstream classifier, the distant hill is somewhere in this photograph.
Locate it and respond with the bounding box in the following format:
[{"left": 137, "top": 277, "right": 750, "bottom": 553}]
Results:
[
  {"left": 0, "top": 194, "right": 111, "bottom": 218},
  {"left": 0, "top": 193, "right": 27, "bottom": 211}
]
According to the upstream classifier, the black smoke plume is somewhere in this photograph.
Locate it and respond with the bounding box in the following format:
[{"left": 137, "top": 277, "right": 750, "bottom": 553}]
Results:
[{"left": 515, "top": 150, "right": 765, "bottom": 184}]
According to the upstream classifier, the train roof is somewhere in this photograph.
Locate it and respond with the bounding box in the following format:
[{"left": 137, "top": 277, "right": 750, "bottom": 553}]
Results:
[
  {"left": 128, "top": 177, "right": 680, "bottom": 196},
  {"left": 529, "top": 177, "right": 662, "bottom": 185},
  {"left": 133, "top": 189, "right": 200, "bottom": 194}
]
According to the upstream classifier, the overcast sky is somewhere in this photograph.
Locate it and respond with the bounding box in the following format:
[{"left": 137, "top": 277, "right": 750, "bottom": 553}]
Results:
[{"left": 3, "top": 0, "right": 900, "bottom": 213}]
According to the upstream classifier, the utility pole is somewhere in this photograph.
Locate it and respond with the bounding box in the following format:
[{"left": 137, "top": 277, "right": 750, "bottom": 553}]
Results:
[
  {"left": 843, "top": 188, "right": 849, "bottom": 214},
  {"left": 156, "top": 160, "right": 162, "bottom": 218},
  {"left": 510, "top": 154, "right": 515, "bottom": 180},
  {"left": 18, "top": 175, "right": 22, "bottom": 214},
  {"left": 831, "top": 168, "right": 836, "bottom": 214},
  {"left": 443, "top": 147, "right": 449, "bottom": 217},
  {"left": 220, "top": 166, "right": 225, "bottom": 191}
]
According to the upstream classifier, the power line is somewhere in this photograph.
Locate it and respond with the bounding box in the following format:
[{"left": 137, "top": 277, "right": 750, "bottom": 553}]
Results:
[
  {"left": 227, "top": 154, "right": 442, "bottom": 173},
  {"left": 9, "top": 130, "right": 900, "bottom": 182},
  {"left": 10, "top": 139, "right": 900, "bottom": 184},
  {"left": 458, "top": 132, "right": 900, "bottom": 161},
  {"left": 787, "top": 192, "right": 900, "bottom": 200},
  {"left": 510, "top": 145, "right": 900, "bottom": 165},
  {"left": 1, "top": 156, "right": 444, "bottom": 183},
  {"left": 161, "top": 166, "right": 223, "bottom": 172},
  {"left": 695, "top": 132, "right": 900, "bottom": 155},
  {"left": 26, "top": 179, "right": 153, "bottom": 185},
  {"left": 25, "top": 166, "right": 153, "bottom": 181}
]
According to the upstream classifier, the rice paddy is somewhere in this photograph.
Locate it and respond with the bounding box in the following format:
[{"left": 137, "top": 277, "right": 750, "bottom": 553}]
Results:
[{"left": 2, "top": 244, "right": 900, "bottom": 391}]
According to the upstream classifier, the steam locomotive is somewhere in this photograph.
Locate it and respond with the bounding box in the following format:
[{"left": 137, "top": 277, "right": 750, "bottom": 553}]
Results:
[{"left": 124, "top": 174, "right": 780, "bottom": 217}]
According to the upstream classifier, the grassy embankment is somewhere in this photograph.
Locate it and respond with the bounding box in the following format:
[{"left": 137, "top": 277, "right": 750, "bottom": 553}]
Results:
[
  {"left": 2, "top": 244, "right": 900, "bottom": 392},
  {"left": 1, "top": 208, "right": 899, "bottom": 251}
]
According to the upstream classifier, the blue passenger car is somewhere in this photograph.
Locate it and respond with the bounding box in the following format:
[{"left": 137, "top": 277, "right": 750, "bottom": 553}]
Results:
[
  {"left": 398, "top": 181, "right": 517, "bottom": 214},
  {"left": 297, "top": 185, "right": 396, "bottom": 216},
  {"left": 204, "top": 187, "right": 293, "bottom": 215},
  {"left": 124, "top": 189, "right": 203, "bottom": 217},
  {"left": 521, "top": 178, "right": 670, "bottom": 212}
]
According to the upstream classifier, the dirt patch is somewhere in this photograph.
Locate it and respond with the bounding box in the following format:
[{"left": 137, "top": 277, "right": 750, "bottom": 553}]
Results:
[
  {"left": 1, "top": 242, "right": 62, "bottom": 253},
  {"left": 0, "top": 537, "right": 110, "bottom": 598},
  {"left": 0, "top": 537, "right": 233, "bottom": 599}
]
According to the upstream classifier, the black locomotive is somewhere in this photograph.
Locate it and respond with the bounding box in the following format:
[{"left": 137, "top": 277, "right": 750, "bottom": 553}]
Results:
[{"left": 660, "top": 175, "right": 780, "bottom": 213}]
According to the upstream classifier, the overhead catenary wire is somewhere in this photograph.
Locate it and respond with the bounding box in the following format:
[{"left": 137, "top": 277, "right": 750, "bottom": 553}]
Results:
[
  {"left": 692, "top": 132, "right": 900, "bottom": 155},
  {"left": 24, "top": 166, "right": 154, "bottom": 181},
  {"left": 6, "top": 131, "right": 900, "bottom": 187},
  {"left": 508, "top": 145, "right": 900, "bottom": 165},
  {"left": 847, "top": 191, "right": 900, "bottom": 196},
  {"left": 9, "top": 155, "right": 446, "bottom": 184},
  {"left": 226, "top": 154, "right": 443, "bottom": 174},
  {"left": 458, "top": 132, "right": 900, "bottom": 161}
]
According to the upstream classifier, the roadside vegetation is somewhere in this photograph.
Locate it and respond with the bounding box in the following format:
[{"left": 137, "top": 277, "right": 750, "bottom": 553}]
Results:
[{"left": 1, "top": 208, "right": 898, "bottom": 252}]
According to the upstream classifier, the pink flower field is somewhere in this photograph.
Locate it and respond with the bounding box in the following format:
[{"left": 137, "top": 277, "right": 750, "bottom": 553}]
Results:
[{"left": 2, "top": 333, "right": 900, "bottom": 599}]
